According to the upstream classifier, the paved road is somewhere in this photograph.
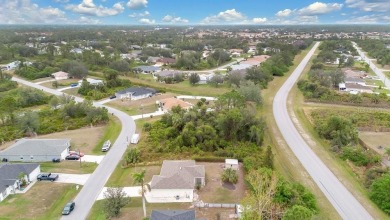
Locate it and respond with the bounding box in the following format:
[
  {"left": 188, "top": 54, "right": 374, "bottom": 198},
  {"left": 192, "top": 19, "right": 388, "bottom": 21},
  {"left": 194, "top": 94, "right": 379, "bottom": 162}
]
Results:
[
  {"left": 273, "top": 42, "right": 373, "bottom": 220},
  {"left": 352, "top": 42, "right": 390, "bottom": 89},
  {"left": 12, "top": 77, "right": 136, "bottom": 220}
]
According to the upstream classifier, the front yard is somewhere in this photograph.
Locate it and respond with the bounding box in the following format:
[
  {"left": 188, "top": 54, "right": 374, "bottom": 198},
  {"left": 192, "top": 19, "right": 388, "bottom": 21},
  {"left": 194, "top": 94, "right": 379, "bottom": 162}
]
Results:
[
  {"left": 40, "top": 160, "right": 98, "bottom": 174},
  {"left": 0, "top": 182, "right": 79, "bottom": 220},
  {"left": 106, "top": 165, "right": 161, "bottom": 187}
]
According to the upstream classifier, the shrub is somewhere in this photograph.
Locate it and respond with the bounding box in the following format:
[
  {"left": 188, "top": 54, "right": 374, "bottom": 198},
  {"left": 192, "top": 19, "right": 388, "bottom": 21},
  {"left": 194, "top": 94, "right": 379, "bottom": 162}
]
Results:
[
  {"left": 221, "top": 168, "right": 238, "bottom": 184},
  {"left": 369, "top": 174, "right": 390, "bottom": 214},
  {"left": 340, "top": 147, "right": 380, "bottom": 166}
]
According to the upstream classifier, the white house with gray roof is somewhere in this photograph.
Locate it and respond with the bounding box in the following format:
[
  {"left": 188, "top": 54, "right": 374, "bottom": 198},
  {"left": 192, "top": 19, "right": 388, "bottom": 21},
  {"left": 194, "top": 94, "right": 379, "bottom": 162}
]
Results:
[
  {"left": 0, "top": 139, "right": 70, "bottom": 162},
  {"left": 0, "top": 163, "right": 40, "bottom": 202},
  {"left": 115, "top": 87, "right": 156, "bottom": 100},
  {"left": 149, "top": 160, "right": 205, "bottom": 203}
]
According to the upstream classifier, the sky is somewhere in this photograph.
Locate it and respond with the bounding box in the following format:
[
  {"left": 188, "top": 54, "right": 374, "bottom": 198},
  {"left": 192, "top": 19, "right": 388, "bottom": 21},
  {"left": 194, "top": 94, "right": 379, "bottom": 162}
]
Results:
[{"left": 0, "top": 0, "right": 389, "bottom": 25}]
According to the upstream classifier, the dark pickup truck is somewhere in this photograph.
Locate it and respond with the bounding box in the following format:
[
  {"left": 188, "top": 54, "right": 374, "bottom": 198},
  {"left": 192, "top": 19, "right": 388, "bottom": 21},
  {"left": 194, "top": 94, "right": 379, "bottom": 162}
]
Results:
[{"left": 37, "top": 173, "right": 59, "bottom": 182}]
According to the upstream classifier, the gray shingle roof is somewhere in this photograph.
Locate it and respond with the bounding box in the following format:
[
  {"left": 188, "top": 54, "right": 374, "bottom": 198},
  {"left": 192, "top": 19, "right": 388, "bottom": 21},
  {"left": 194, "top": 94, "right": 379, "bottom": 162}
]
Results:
[
  {"left": 0, "top": 163, "right": 39, "bottom": 193},
  {"left": 116, "top": 87, "right": 156, "bottom": 96},
  {"left": 134, "top": 66, "right": 160, "bottom": 72},
  {"left": 151, "top": 160, "right": 205, "bottom": 189},
  {"left": 150, "top": 210, "right": 196, "bottom": 220},
  {"left": 0, "top": 139, "right": 70, "bottom": 157}
]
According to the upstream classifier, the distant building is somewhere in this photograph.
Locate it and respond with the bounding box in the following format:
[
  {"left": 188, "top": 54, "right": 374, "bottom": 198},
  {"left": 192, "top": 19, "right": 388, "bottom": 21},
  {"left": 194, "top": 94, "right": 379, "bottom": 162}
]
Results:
[
  {"left": 51, "top": 71, "right": 69, "bottom": 80},
  {"left": 158, "top": 98, "right": 192, "bottom": 112},
  {"left": 78, "top": 78, "right": 104, "bottom": 87},
  {"left": 156, "top": 58, "right": 176, "bottom": 66},
  {"left": 133, "top": 66, "right": 160, "bottom": 74},
  {"left": 225, "top": 159, "right": 239, "bottom": 170}
]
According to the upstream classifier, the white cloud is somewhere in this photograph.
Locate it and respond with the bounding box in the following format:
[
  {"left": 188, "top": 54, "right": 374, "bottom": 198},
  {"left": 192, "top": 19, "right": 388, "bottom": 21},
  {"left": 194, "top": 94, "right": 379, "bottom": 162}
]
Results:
[
  {"left": 127, "top": 0, "right": 148, "bottom": 9},
  {"left": 162, "top": 15, "right": 189, "bottom": 23},
  {"left": 276, "top": 9, "right": 293, "bottom": 17},
  {"left": 79, "top": 16, "right": 101, "bottom": 24},
  {"left": 129, "top": 11, "right": 150, "bottom": 18},
  {"left": 139, "top": 18, "right": 155, "bottom": 24},
  {"left": 53, "top": 0, "right": 70, "bottom": 3},
  {"left": 0, "top": 0, "right": 68, "bottom": 24},
  {"left": 337, "top": 14, "right": 390, "bottom": 24},
  {"left": 345, "top": 0, "right": 390, "bottom": 12},
  {"left": 252, "top": 17, "right": 267, "bottom": 23},
  {"left": 65, "top": 0, "right": 124, "bottom": 17},
  {"left": 201, "top": 9, "right": 247, "bottom": 24},
  {"left": 298, "top": 2, "right": 343, "bottom": 15}
]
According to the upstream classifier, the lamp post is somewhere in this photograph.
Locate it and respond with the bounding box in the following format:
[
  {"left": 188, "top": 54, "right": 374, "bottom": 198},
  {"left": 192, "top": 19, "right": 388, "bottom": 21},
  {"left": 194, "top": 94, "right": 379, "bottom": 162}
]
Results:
[{"left": 140, "top": 104, "right": 144, "bottom": 119}]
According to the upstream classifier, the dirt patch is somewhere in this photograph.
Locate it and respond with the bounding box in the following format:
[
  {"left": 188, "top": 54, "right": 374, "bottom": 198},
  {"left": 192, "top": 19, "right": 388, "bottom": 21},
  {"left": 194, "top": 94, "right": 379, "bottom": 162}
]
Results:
[
  {"left": 197, "top": 162, "right": 245, "bottom": 204},
  {"left": 359, "top": 132, "right": 390, "bottom": 155},
  {"left": 0, "top": 126, "right": 106, "bottom": 154}
]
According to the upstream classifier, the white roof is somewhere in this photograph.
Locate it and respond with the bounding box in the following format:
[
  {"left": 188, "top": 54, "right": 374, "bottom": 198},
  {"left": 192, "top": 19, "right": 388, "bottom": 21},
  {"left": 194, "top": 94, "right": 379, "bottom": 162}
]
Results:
[{"left": 225, "top": 158, "right": 238, "bottom": 165}]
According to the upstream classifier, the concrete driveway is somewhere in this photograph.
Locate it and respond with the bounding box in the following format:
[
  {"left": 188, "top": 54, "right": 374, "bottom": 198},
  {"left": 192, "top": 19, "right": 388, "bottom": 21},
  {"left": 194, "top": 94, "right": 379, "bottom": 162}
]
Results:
[
  {"left": 55, "top": 173, "right": 91, "bottom": 185},
  {"left": 96, "top": 186, "right": 142, "bottom": 200},
  {"left": 81, "top": 155, "right": 105, "bottom": 164}
]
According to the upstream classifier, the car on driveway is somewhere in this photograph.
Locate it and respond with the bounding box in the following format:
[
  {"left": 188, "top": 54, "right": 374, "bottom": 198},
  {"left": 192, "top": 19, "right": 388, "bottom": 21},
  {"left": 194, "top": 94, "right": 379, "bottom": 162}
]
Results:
[
  {"left": 37, "top": 173, "right": 59, "bottom": 181},
  {"left": 62, "top": 201, "right": 75, "bottom": 215},
  {"left": 101, "top": 140, "right": 111, "bottom": 152},
  {"left": 65, "top": 155, "right": 80, "bottom": 160},
  {"left": 69, "top": 151, "right": 84, "bottom": 157}
]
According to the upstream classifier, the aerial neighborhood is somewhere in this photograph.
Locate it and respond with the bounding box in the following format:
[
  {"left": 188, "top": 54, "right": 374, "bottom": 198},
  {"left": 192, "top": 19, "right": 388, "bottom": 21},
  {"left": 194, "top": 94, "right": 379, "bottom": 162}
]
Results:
[{"left": 0, "top": 1, "right": 390, "bottom": 219}]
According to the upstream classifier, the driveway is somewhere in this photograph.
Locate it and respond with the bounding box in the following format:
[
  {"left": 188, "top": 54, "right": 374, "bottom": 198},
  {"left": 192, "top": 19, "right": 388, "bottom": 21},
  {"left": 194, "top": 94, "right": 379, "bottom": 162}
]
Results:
[
  {"left": 96, "top": 186, "right": 142, "bottom": 200},
  {"left": 81, "top": 155, "right": 105, "bottom": 164},
  {"left": 55, "top": 173, "right": 91, "bottom": 185}
]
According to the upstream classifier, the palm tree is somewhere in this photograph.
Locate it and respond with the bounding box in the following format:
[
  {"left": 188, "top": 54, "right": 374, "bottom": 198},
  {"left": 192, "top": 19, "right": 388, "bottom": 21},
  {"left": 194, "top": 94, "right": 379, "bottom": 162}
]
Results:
[{"left": 132, "top": 170, "right": 147, "bottom": 218}]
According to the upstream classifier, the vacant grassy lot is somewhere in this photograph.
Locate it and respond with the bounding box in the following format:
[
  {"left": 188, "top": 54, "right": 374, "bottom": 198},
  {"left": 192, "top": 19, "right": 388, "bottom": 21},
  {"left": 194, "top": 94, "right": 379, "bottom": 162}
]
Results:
[
  {"left": 40, "top": 160, "right": 98, "bottom": 174},
  {"left": 0, "top": 182, "right": 79, "bottom": 220},
  {"left": 197, "top": 162, "right": 245, "bottom": 204},
  {"left": 106, "top": 165, "right": 161, "bottom": 187},
  {"left": 92, "top": 116, "right": 122, "bottom": 154},
  {"left": 122, "top": 75, "right": 230, "bottom": 97},
  {"left": 134, "top": 116, "right": 162, "bottom": 134},
  {"left": 0, "top": 126, "right": 106, "bottom": 153},
  {"left": 40, "top": 79, "right": 79, "bottom": 89}
]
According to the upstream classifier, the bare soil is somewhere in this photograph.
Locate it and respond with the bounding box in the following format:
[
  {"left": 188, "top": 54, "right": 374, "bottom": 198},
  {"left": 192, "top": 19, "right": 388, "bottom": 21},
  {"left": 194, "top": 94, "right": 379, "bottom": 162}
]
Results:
[
  {"left": 0, "top": 126, "right": 106, "bottom": 154},
  {"left": 359, "top": 132, "right": 390, "bottom": 155},
  {"left": 197, "top": 162, "right": 246, "bottom": 204}
]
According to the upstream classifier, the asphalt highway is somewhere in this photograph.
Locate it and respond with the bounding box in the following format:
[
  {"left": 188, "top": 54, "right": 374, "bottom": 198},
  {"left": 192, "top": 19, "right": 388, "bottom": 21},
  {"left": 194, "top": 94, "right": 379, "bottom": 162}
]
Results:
[{"left": 273, "top": 42, "right": 373, "bottom": 220}]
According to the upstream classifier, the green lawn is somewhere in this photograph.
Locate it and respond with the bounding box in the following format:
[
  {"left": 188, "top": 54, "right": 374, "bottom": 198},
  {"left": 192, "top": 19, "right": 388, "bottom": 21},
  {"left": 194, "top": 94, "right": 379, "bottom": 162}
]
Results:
[
  {"left": 92, "top": 116, "right": 122, "bottom": 154},
  {"left": 106, "top": 165, "right": 161, "bottom": 187},
  {"left": 106, "top": 102, "right": 157, "bottom": 116},
  {"left": 0, "top": 182, "right": 80, "bottom": 220},
  {"left": 40, "top": 161, "right": 98, "bottom": 174}
]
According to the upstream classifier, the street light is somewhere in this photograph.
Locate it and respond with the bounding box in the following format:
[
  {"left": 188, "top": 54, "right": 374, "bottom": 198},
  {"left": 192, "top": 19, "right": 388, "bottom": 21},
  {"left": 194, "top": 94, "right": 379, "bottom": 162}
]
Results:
[{"left": 140, "top": 104, "right": 144, "bottom": 119}]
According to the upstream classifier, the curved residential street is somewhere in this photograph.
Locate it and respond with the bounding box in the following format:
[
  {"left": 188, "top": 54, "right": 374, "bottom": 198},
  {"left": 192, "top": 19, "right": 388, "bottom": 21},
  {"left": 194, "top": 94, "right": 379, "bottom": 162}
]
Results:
[
  {"left": 12, "top": 77, "right": 136, "bottom": 220},
  {"left": 273, "top": 42, "right": 373, "bottom": 220}
]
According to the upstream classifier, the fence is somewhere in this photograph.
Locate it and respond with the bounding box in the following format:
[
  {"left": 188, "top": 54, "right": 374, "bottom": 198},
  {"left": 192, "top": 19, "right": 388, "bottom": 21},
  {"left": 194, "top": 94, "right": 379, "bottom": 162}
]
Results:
[{"left": 195, "top": 202, "right": 238, "bottom": 209}]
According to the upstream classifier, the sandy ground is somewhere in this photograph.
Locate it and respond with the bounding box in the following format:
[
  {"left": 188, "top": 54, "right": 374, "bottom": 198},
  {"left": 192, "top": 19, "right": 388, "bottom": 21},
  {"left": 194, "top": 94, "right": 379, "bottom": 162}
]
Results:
[
  {"left": 359, "top": 132, "right": 390, "bottom": 155},
  {"left": 0, "top": 126, "right": 106, "bottom": 154},
  {"left": 197, "top": 162, "right": 246, "bottom": 204}
]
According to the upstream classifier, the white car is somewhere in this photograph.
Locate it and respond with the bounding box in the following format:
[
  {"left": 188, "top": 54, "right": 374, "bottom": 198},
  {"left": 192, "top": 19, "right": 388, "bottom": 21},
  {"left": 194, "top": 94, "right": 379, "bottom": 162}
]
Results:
[{"left": 101, "top": 140, "right": 111, "bottom": 152}]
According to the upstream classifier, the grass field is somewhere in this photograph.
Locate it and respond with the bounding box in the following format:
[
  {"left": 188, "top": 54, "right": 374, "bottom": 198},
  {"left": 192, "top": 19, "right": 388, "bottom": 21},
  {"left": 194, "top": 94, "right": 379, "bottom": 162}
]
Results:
[
  {"left": 92, "top": 116, "right": 122, "bottom": 155},
  {"left": 359, "top": 132, "right": 390, "bottom": 155},
  {"left": 40, "top": 160, "right": 98, "bottom": 174},
  {"left": 106, "top": 165, "right": 161, "bottom": 187},
  {"left": 0, "top": 182, "right": 80, "bottom": 220}
]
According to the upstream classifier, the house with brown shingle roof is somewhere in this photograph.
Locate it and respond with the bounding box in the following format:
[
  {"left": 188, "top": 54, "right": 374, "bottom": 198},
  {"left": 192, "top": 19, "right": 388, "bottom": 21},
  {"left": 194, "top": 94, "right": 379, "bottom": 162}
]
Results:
[
  {"left": 149, "top": 160, "right": 205, "bottom": 202},
  {"left": 158, "top": 98, "right": 192, "bottom": 112}
]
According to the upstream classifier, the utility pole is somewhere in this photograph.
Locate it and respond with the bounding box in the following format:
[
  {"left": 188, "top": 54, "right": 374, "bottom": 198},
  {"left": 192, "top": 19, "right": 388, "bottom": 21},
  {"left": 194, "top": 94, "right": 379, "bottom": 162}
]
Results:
[{"left": 79, "top": 148, "right": 81, "bottom": 168}]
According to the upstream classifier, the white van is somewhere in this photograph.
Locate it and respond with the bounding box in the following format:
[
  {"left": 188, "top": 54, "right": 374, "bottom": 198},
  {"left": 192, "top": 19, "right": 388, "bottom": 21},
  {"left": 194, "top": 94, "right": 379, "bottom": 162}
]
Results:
[
  {"left": 101, "top": 140, "right": 111, "bottom": 152},
  {"left": 130, "top": 134, "right": 140, "bottom": 144}
]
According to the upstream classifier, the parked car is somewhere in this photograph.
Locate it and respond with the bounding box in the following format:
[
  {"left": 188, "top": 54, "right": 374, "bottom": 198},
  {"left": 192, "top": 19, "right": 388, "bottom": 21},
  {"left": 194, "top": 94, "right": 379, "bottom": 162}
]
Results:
[
  {"left": 62, "top": 201, "right": 75, "bottom": 215},
  {"left": 69, "top": 151, "right": 84, "bottom": 157},
  {"left": 37, "top": 173, "right": 59, "bottom": 181},
  {"left": 65, "top": 155, "right": 80, "bottom": 160},
  {"left": 70, "top": 83, "right": 78, "bottom": 87},
  {"left": 101, "top": 140, "right": 111, "bottom": 152},
  {"left": 109, "top": 95, "right": 116, "bottom": 99},
  {"left": 52, "top": 158, "right": 61, "bottom": 163}
]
